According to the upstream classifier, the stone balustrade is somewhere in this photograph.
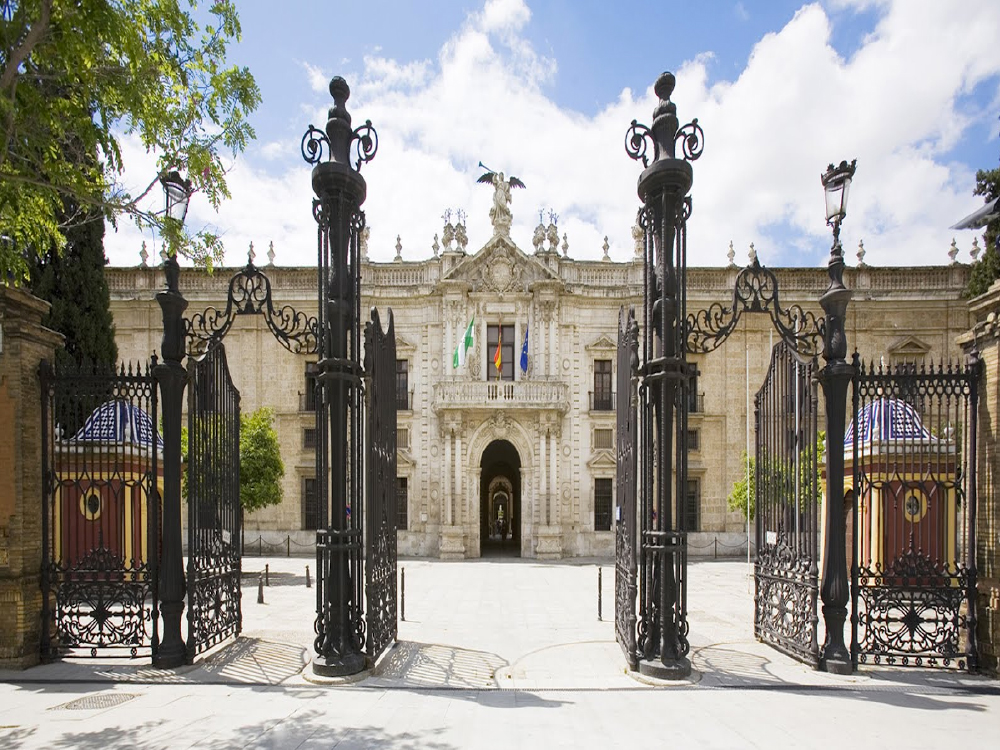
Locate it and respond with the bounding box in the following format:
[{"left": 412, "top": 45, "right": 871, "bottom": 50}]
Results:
[{"left": 432, "top": 379, "right": 569, "bottom": 413}]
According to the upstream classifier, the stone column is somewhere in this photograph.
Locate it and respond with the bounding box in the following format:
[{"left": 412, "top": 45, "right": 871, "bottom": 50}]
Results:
[
  {"left": 454, "top": 429, "right": 462, "bottom": 526},
  {"left": 959, "top": 280, "right": 1000, "bottom": 676},
  {"left": 439, "top": 419, "right": 465, "bottom": 559},
  {"left": 539, "top": 428, "right": 547, "bottom": 524},
  {"left": 0, "top": 287, "right": 63, "bottom": 669},
  {"left": 444, "top": 426, "right": 452, "bottom": 525},
  {"left": 549, "top": 429, "right": 558, "bottom": 526}
]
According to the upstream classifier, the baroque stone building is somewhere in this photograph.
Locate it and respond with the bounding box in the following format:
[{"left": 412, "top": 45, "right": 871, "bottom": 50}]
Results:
[{"left": 106, "top": 211, "right": 972, "bottom": 559}]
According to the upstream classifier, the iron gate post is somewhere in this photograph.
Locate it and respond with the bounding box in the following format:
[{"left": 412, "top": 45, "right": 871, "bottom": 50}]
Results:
[
  {"left": 153, "top": 256, "right": 188, "bottom": 668},
  {"left": 625, "top": 72, "right": 704, "bottom": 679},
  {"left": 306, "top": 77, "right": 377, "bottom": 677},
  {"left": 817, "top": 175, "right": 855, "bottom": 675}
]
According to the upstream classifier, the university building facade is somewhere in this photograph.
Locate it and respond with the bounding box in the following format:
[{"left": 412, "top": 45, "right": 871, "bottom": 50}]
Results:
[{"left": 106, "top": 215, "right": 972, "bottom": 559}]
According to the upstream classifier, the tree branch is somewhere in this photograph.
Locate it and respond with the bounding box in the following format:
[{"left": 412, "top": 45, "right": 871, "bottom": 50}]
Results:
[{"left": 0, "top": 0, "right": 52, "bottom": 92}]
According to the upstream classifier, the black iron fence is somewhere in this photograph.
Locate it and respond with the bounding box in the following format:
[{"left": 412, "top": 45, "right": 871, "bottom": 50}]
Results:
[
  {"left": 851, "top": 356, "right": 979, "bottom": 670},
  {"left": 39, "top": 359, "right": 161, "bottom": 660}
]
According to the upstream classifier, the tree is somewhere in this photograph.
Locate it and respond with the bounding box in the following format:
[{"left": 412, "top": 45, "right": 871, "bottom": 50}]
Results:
[
  {"left": 964, "top": 140, "right": 1000, "bottom": 297},
  {"left": 240, "top": 407, "right": 284, "bottom": 514},
  {"left": 1, "top": 0, "right": 261, "bottom": 281},
  {"left": 727, "top": 432, "right": 826, "bottom": 522},
  {"left": 182, "top": 407, "right": 284, "bottom": 514},
  {"left": 727, "top": 451, "right": 756, "bottom": 521},
  {"left": 28, "top": 205, "right": 117, "bottom": 371}
]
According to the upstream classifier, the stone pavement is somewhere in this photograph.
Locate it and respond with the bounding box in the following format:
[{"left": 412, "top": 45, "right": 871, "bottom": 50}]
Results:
[{"left": 1, "top": 557, "right": 998, "bottom": 749}]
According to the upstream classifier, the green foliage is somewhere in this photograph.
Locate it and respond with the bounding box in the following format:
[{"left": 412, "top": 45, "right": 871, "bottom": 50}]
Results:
[
  {"left": 0, "top": 0, "right": 261, "bottom": 281},
  {"left": 964, "top": 159, "right": 1000, "bottom": 298},
  {"left": 727, "top": 431, "right": 826, "bottom": 522},
  {"left": 181, "top": 406, "right": 284, "bottom": 514},
  {"left": 28, "top": 205, "right": 117, "bottom": 370},
  {"left": 727, "top": 451, "right": 756, "bottom": 521},
  {"left": 240, "top": 407, "right": 284, "bottom": 513}
]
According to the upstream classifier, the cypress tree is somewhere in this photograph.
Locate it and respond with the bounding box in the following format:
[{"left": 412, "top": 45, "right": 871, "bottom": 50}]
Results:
[{"left": 29, "top": 206, "right": 118, "bottom": 371}]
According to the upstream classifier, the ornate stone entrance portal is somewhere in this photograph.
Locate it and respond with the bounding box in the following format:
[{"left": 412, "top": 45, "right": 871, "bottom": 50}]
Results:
[{"left": 480, "top": 440, "right": 521, "bottom": 557}]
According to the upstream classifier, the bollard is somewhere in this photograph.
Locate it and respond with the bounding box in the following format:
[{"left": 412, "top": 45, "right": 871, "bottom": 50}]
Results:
[
  {"left": 400, "top": 567, "right": 405, "bottom": 622},
  {"left": 259, "top": 536, "right": 262, "bottom": 557},
  {"left": 287, "top": 535, "right": 290, "bottom": 557},
  {"left": 257, "top": 573, "right": 264, "bottom": 604},
  {"left": 598, "top": 567, "right": 603, "bottom": 621},
  {"left": 306, "top": 564, "right": 311, "bottom": 588},
  {"left": 265, "top": 563, "right": 270, "bottom": 586},
  {"left": 714, "top": 537, "right": 718, "bottom": 559}
]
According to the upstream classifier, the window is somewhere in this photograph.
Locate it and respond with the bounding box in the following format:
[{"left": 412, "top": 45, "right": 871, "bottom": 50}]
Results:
[
  {"left": 396, "top": 359, "right": 410, "bottom": 410},
  {"left": 397, "top": 427, "right": 410, "bottom": 450},
  {"left": 303, "top": 477, "right": 319, "bottom": 530},
  {"left": 593, "top": 360, "right": 613, "bottom": 410},
  {"left": 594, "top": 429, "right": 614, "bottom": 450},
  {"left": 687, "top": 429, "right": 699, "bottom": 451},
  {"left": 682, "top": 479, "right": 700, "bottom": 531},
  {"left": 486, "top": 324, "right": 515, "bottom": 381},
  {"left": 302, "top": 362, "right": 319, "bottom": 411},
  {"left": 396, "top": 477, "right": 408, "bottom": 529},
  {"left": 595, "top": 478, "right": 613, "bottom": 531},
  {"left": 303, "top": 428, "right": 317, "bottom": 449},
  {"left": 687, "top": 373, "right": 703, "bottom": 413}
]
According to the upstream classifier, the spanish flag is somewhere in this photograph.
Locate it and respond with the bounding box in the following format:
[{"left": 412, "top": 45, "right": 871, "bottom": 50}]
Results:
[{"left": 493, "top": 333, "right": 502, "bottom": 377}]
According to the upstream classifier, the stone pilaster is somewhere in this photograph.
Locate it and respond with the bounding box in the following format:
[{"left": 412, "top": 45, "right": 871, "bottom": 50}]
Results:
[{"left": 0, "top": 286, "right": 63, "bottom": 668}]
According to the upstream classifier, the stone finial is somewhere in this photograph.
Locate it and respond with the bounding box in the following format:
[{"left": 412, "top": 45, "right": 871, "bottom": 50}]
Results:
[
  {"left": 748, "top": 242, "right": 757, "bottom": 264},
  {"left": 972, "top": 237, "right": 981, "bottom": 262},
  {"left": 442, "top": 221, "right": 454, "bottom": 252},
  {"left": 267, "top": 240, "right": 275, "bottom": 266},
  {"left": 160, "top": 245, "right": 168, "bottom": 262},
  {"left": 139, "top": 241, "right": 149, "bottom": 268},
  {"left": 948, "top": 238, "right": 958, "bottom": 265},
  {"left": 394, "top": 235, "right": 403, "bottom": 262},
  {"left": 455, "top": 222, "right": 468, "bottom": 253},
  {"left": 432, "top": 233, "right": 440, "bottom": 257},
  {"left": 248, "top": 241, "right": 256, "bottom": 266},
  {"left": 562, "top": 233, "right": 569, "bottom": 256},
  {"left": 632, "top": 223, "right": 643, "bottom": 257},
  {"left": 856, "top": 239, "right": 866, "bottom": 267},
  {"left": 602, "top": 236, "right": 610, "bottom": 261},
  {"left": 726, "top": 240, "right": 735, "bottom": 267},
  {"left": 532, "top": 221, "right": 546, "bottom": 253},
  {"left": 546, "top": 217, "right": 559, "bottom": 253},
  {"left": 360, "top": 225, "right": 370, "bottom": 259}
]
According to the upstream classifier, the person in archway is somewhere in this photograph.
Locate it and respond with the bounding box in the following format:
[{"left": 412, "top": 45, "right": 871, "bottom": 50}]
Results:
[{"left": 496, "top": 504, "right": 506, "bottom": 541}]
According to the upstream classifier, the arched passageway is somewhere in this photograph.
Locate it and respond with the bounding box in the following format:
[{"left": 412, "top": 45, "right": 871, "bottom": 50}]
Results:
[{"left": 479, "top": 439, "right": 521, "bottom": 558}]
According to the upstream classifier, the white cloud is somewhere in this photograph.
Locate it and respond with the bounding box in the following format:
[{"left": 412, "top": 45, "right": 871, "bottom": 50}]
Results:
[{"left": 104, "top": 0, "right": 1000, "bottom": 272}]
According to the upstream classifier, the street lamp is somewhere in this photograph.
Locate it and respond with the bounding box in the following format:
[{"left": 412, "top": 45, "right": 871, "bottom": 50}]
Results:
[
  {"left": 152, "top": 168, "right": 192, "bottom": 668},
  {"left": 821, "top": 159, "right": 857, "bottom": 248},
  {"left": 817, "top": 157, "right": 857, "bottom": 675},
  {"left": 160, "top": 170, "right": 193, "bottom": 224}
]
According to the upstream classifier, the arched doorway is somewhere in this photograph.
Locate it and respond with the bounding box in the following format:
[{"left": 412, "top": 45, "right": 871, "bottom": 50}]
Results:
[{"left": 480, "top": 439, "right": 521, "bottom": 557}]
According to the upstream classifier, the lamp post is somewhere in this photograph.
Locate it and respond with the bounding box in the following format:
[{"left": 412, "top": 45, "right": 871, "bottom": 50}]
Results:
[
  {"left": 153, "top": 169, "right": 192, "bottom": 668},
  {"left": 818, "top": 158, "right": 856, "bottom": 675}
]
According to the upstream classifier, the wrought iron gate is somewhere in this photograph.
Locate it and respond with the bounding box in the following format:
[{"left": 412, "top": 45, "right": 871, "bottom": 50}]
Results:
[
  {"left": 364, "top": 308, "right": 398, "bottom": 662},
  {"left": 185, "top": 342, "right": 242, "bottom": 658},
  {"left": 753, "top": 341, "right": 820, "bottom": 666},
  {"left": 850, "top": 357, "right": 979, "bottom": 670},
  {"left": 615, "top": 307, "right": 639, "bottom": 669},
  {"left": 40, "top": 359, "right": 160, "bottom": 659}
]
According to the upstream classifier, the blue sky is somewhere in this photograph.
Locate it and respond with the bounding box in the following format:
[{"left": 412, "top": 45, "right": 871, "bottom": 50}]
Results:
[{"left": 108, "top": 0, "right": 1000, "bottom": 269}]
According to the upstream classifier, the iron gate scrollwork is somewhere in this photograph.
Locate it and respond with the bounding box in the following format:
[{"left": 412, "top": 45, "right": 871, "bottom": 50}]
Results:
[
  {"left": 40, "top": 359, "right": 161, "bottom": 659},
  {"left": 753, "top": 341, "right": 820, "bottom": 666},
  {"left": 615, "top": 306, "right": 639, "bottom": 669},
  {"left": 850, "top": 357, "right": 979, "bottom": 670},
  {"left": 365, "top": 307, "right": 398, "bottom": 662},
  {"left": 185, "top": 342, "right": 241, "bottom": 658}
]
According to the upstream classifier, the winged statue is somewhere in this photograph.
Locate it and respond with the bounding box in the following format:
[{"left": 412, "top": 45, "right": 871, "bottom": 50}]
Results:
[{"left": 477, "top": 163, "right": 525, "bottom": 236}]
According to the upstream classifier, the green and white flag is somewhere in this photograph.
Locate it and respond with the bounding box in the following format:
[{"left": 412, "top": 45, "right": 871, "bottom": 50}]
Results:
[{"left": 453, "top": 316, "right": 475, "bottom": 368}]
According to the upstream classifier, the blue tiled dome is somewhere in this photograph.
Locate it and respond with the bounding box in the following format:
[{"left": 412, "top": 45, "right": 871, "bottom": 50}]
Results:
[
  {"left": 71, "top": 400, "right": 163, "bottom": 449},
  {"left": 844, "top": 397, "right": 931, "bottom": 447}
]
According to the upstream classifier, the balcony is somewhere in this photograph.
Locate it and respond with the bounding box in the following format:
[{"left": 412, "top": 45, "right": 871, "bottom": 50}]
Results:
[
  {"left": 688, "top": 393, "right": 705, "bottom": 414},
  {"left": 396, "top": 388, "right": 412, "bottom": 411},
  {"left": 589, "top": 391, "right": 615, "bottom": 412},
  {"left": 433, "top": 379, "right": 569, "bottom": 414}
]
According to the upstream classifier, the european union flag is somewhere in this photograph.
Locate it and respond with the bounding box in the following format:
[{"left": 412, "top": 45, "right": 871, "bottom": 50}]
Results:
[{"left": 520, "top": 325, "right": 529, "bottom": 373}]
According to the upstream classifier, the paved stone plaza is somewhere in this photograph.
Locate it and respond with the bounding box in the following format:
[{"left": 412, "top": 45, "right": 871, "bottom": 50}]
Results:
[{"left": 1, "top": 557, "right": 998, "bottom": 748}]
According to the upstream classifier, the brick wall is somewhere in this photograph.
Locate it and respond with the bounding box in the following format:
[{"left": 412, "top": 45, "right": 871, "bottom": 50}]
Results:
[
  {"left": 959, "top": 280, "right": 1000, "bottom": 676},
  {"left": 0, "top": 286, "right": 63, "bottom": 668}
]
